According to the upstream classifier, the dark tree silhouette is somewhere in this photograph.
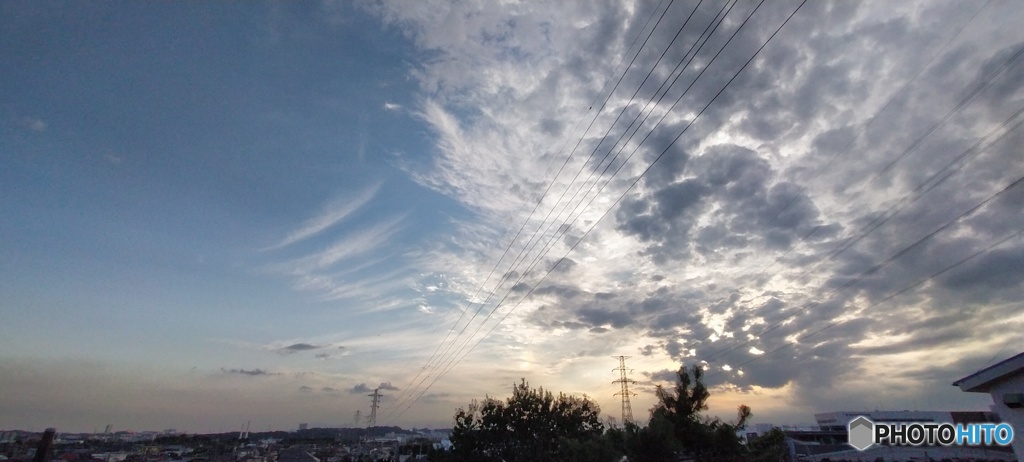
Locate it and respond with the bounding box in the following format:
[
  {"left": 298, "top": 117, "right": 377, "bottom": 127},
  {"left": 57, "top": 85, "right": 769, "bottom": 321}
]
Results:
[
  {"left": 632, "top": 364, "right": 752, "bottom": 462},
  {"left": 748, "top": 427, "right": 789, "bottom": 462},
  {"left": 445, "top": 379, "right": 609, "bottom": 462}
]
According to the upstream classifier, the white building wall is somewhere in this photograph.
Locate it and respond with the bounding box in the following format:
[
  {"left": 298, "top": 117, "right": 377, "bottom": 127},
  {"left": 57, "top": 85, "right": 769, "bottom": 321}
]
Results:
[{"left": 985, "top": 375, "right": 1024, "bottom": 461}]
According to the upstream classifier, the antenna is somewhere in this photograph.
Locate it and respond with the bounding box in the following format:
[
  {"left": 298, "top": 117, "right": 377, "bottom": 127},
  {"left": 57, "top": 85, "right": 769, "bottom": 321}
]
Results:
[{"left": 612, "top": 356, "right": 637, "bottom": 424}]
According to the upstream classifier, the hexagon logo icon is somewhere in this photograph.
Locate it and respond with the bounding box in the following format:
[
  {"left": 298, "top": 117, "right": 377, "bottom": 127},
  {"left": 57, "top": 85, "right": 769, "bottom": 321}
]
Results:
[{"left": 848, "top": 416, "right": 875, "bottom": 451}]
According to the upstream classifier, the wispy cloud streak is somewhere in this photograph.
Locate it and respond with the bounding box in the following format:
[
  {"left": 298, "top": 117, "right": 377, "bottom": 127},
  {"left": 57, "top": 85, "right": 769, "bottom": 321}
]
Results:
[
  {"left": 271, "top": 215, "right": 406, "bottom": 275},
  {"left": 266, "top": 183, "right": 381, "bottom": 251}
]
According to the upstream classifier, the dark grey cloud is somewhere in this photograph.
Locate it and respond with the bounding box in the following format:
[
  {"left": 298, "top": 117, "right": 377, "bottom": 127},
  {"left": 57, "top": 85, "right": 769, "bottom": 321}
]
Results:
[
  {"left": 349, "top": 383, "right": 372, "bottom": 394},
  {"left": 538, "top": 117, "right": 565, "bottom": 137},
  {"left": 533, "top": 284, "right": 583, "bottom": 299},
  {"left": 221, "top": 368, "right": 280, "bottom": 377},
  {"left": 349, "top": 381, "right": 399, "bottom": 394},
  {"left": 939, "top": 245, "right": 1024, "bottom": 292},
  {"left": 552, "top": 257, "right": 577, "bottom": 273},
  {"left": 643, "top": 369, "right": 679, "bottom": 384},
  {"left": 896, "top": 350, "right": 1020, "bottom": 385},
  {"left": 421, "top": 392, "right": 454, "bottom": 403},
  {"left": 699, "top": 317, "right": 874, "bottom": 392},
  {"left": 618, "top": 143, "right": 829, "bottom": 265},
  {"left": 279, "top": 343, "right": 328, "bottom": 355},
  {"left": 527, "top": 286, "right": 651, "bottom": 333},
  {"left": 299, "top": 386, "right": 313, "bottom": 392}
]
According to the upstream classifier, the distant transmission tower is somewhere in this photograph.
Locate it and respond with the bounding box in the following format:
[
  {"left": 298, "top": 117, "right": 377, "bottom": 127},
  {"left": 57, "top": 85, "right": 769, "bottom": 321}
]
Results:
[
  {"left": 367, "top": 388, "right": 383, "bottom": 427},
  {"left": 612, "top": 356, "right": 637, "bottom": 424},
  {"left": 353, "top": 410, "right": 361, "bottom": 427}
]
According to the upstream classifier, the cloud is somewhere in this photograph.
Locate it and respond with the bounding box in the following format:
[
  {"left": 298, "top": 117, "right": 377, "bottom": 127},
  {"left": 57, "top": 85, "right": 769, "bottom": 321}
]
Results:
[
  {"left": 421, "top": 392, "right": 454, "bottom": 403},
  {"left": 221, "top": 368, "right": 280, "bottom": 377},
  {"left": 616, "top": 144, "right": 829, "bottom": 263},
  {"left": 280, "top": 343, "right": 326, "bottom": 354},
  {"left": 938, "top": 245, "right": 1024, "bottom": 292},
  {"left": 348, "top": 383, "right": 372, "bottom": 394},
  {"left": 262, "top": 213, "right": 413, "bottom": 303},
  {"left": 353, "top": 0, "right": 1024, "bottom": 426},
  {"left": 21, "top": 116, "right": 47, "bottom": 132},
  {"left": 33, "top": 0, "right": 1024, "bottom": 430},
  {"left": 276, "top": 215, "right": 406, "bottom": 273},
  {"left": 299, "top": 386, "right": 314, "bottom": 392},
  {"left": 266, "top": 183, "right": 381, "bottom": 250},
  {"left": 643, "top": 369, "right": 680, "bottom": 385},
  {"left": 348, "top": 381, "right": 398, "bottom": 394}
]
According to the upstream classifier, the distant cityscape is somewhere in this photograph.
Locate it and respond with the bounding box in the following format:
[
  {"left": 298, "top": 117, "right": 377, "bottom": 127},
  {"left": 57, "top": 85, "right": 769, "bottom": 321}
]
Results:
[
  {"left": 2, "top": 408, "right": 1018, "bottom": 462},
  {"left": 1, "top": 425, "right": 452, "bottom": 462},
  {"left": 4, "top": 351, "right": 1021, "bottom": 462}
]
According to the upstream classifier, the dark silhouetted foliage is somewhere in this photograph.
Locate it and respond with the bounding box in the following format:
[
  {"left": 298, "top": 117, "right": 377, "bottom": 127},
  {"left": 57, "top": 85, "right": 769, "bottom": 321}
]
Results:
[
  {"left": 609, "top": 364, "right": 753, "bottom": 462},
  {"left": 436, "top": 365, "right": 756, "bottom": 462},
  {"left": 748, "top": 427, "right": 789, "bottom": 462},
  {"left": 444, "top": 379, "right": 611, "bottom": 462}
]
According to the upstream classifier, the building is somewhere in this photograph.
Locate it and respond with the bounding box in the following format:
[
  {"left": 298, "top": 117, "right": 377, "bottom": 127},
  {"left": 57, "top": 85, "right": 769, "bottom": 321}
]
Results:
[
  {"left": 277, "top": 447, "right": 319, "bottom": 462},
  {"left": 954, "top": 351, "right": 1024, "bottom": 461},
  {"left": 815, "top": 410, "right": 999, "bottom": 432},
  {"left": 774, "top": 410, "right": 1013, "bottom": 461}
]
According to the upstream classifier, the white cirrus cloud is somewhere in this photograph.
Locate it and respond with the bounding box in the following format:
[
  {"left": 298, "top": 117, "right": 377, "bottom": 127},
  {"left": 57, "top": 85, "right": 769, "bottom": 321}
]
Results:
[{"left": 265, "top": 182, "right": 382, "bottom": 251}]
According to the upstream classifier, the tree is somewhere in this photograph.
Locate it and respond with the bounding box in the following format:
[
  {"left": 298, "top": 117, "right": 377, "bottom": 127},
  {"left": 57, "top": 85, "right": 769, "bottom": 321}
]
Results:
[
  {"left": 640, "top": 364, "right": 751, "bottom": 462},
  {"left": 747, "top": 428, "right": 789, "bottom": 462},
  {"left": 443, "top": 379, "right": 612, "bottom": 462}
]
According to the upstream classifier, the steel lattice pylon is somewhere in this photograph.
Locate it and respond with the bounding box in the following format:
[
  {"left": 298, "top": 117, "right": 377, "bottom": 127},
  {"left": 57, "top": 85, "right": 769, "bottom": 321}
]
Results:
[
  {"left": 367, "top": 388, "right": 383, "bottom": 427},
  {"left": 612, "top": 355, "right": 637, "bottom": 424}
]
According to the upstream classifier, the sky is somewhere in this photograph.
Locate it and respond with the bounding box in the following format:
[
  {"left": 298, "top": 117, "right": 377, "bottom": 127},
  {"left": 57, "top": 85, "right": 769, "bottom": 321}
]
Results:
[{"left": 1, "top": 0, "right": 1023, "bottom": 433}]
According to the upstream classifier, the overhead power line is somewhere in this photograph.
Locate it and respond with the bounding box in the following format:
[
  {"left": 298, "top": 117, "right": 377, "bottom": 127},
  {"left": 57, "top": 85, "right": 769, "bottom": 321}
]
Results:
[
  {"left": 386, "top": 0, "right": 808, "bottom": 424},
  {"left": 382, "top": 0, "right": 678, "bottom": 417},
  {"left": 696, "top": 172, "right": 1024, "bottom": 367},
  {"left": 759, "top": 0, "right": 993, "bottom": 230},
  {"left": 702, "top": 229, "right": 1024, "bottom": 381},
  {"left": 663, "top": 100, "right": 1024, "bottom": 362},
  {"left": 390, "top": 0, "right": 768, "bottom": 423},
  {"left": 401, "top": 0, "right": 744, "bottom": 415}
]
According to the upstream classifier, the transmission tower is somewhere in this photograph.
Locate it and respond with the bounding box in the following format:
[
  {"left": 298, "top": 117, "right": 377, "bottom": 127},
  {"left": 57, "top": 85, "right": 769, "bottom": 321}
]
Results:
[
  {"left": 367, "top": 388, "right": 383, "bottom": 427},
  {"left": 353, "top": 410, "right": 361, "bottom": 427},
  {"left": 612, "top": 356, "right": 637, "bottom": 424}
]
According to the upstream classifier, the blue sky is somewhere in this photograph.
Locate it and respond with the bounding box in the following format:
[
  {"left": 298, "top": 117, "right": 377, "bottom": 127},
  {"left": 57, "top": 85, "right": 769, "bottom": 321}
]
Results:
[{"left": 3, "top": 0, "right": 1024, "bottom": 433}]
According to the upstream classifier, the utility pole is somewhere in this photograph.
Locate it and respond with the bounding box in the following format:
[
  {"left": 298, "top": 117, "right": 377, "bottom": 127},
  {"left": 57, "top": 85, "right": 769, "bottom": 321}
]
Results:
[
  {"left": 367, "top": 388, "right": 383, "bottom": 428},
  {"left": 353, "top": 410, "right": 361, "bottom": 427},
  {"left": 612, "top": 356, "right": 637, "bottom": 425}
]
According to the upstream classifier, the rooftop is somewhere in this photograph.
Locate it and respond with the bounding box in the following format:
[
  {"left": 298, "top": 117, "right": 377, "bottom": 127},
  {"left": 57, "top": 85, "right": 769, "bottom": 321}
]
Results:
[{"left": 952, "top": 352, "right": 1024, "bottom": 393}]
